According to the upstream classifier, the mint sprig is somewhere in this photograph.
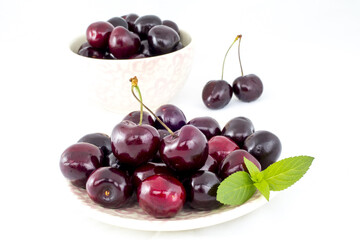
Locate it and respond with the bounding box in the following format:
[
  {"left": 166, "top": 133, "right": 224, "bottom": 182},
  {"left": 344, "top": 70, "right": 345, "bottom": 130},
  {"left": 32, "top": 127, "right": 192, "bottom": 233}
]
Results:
[{"left": 216, "top": 155, "right": 314, "bottom": 206}]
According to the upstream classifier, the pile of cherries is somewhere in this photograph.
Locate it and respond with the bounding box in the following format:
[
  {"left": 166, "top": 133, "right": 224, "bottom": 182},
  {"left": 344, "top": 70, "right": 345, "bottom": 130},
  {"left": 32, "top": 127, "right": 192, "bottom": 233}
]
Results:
[
  {"left": 60, "top": 99, "right": 281, "bottom": 218},
  {"left": 78, "top": 14, "right": 183, "bottom": 59},
  {"left": 202, "top": 35, "right": 264, "bottom": 109}
]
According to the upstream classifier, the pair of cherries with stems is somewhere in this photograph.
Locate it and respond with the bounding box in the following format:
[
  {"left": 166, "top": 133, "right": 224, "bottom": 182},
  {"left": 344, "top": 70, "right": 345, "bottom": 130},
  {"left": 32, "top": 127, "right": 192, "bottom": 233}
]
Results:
[{"left": 202, "top": 35, "right": 264, "bottom": 109}]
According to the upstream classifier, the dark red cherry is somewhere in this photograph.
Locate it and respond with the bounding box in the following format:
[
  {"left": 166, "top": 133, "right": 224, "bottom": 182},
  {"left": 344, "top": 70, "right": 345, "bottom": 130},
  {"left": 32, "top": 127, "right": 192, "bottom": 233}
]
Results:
[
  {"left": 108, "top": 17, "right": 128, "bottom": 29},
  {"left": 86, "top": 21, "right": 114, "bottom": 49},
  {"left": 78, "top": 132, "right": 112, "bottom": 157},
  {"left": 183, "top": 171, "right": 222, "bottom": 210},
  {"left": 162, "top": 20, "right": 180, "bottom": 35},
  {"left": 199, "top": 155, "right": 218, "bottom": 174},
  {"left": 243, "top": 130, "right": 282, "bottom": 169},
  {"left": 111, "top": 120, "right": 160, "bottom": 167},
  {"left": 221, "top": 117, "right": 255, "bottom": 148},
  {"left": 134, "top": 15, "right": 162, "bottom": 40},
  {"left": 202, "top": 80, "right": 233, "bottom": 109},
  {"left": 139, "top": 40, "right": 152, "bottom": 57},
  {"left": 86, "top": 167, "right": 133, "bottom": 208},
  {"left": 132, "top": 162, "right": 174, "bottom": 188},
  {"left": 123, "top": 13, "right": 139, "bottom": 32},
  {"left": 152, "top": 129, "right": 171, "bottom": 163},
  {"left": 148, "top": 25, "right": 180, "bottom": 55},
  {"left": 187, "top": 116, "right": 221, "bottom": 140},
  {"left": 108, "top": 26, "right": 141, "bottom": 59},
  {"left": 208, "top": 135, "right": 239, "bottom": 164},
  {"left": 154, "top": 104, "right": 186, "bottom": 132},
  {"left": 159, "top": 125, "right": 208, "bottom": 173},
  {"left": 137, "top": 174, "right": 186, "bottom": 218},
  {"left": 233, "top": 74, "right": 263, "bottom": 102},
  {"left": 218, "top": 149, "right": 261, "bottom": 180},
  {"left": 78, "top": 46, "right": 105, "bottom": 59},
  {"left": 59, "top": 142, "right": 103, "bottom": 188},
  {"left": 122, "top": 111, "right": 154, "bottom": 126}
]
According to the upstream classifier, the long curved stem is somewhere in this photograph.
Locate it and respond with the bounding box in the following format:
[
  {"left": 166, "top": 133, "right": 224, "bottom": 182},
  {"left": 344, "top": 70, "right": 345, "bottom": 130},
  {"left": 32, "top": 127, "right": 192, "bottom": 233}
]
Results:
[
  {"left": 130, "top": 77, "right": 175, "bottom": 136},
  {"left": 221, "top": 35, "right": 241, "bottom": 80},
  {"left": 238, "top": 35, "right": 244, "bottom": 76},
  {"left": 131, "top": 85, "right": 143, "bottom": 125}
]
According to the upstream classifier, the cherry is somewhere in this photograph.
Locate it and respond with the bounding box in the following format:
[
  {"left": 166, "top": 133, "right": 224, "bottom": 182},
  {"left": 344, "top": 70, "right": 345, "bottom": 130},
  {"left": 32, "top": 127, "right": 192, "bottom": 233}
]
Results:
[
  {"left": 78, "top": 132, "right": 112, "bottom": 157},
  {"left": 159, "top": 125, "right": 208, "bottom": 173},
  {"left": 218, "top": 149, "right": 261, "bottom": 180},
  {"left": 187, "top": 116, "right": 221, "bottom": 140},
  {"left": 221, "top": 116, "right": 255, "bottom": 148},
  {"left": 152, "top": 129, "right": 171, "bottom": 163},
  {"left": 111, "top": 120, "right": 160, "bottom": 168},
  {"left": 78, "top": 46, "right": 105, "bottom": 59},
  {"left": 243, "top": 130, "right": 282, "bottom": 169},
  {"left": 86, "top": 167, "right": 133, "bottom": 208},
  {"left": 162, "top": 20, "right": 180, "bottom": 35},
  {"left": 199, "top": 155, "right": 219, "bottom": 174},
  {"left": 202, "top": 35, "right": 241, "bottom": 109},
  {"left": 139, "top": 40, "right": 152, "bottom": 57},
  {"left": 122, "top": 110, "right": 154, "bottom": 126},
  {"left": 183, "top": 171, "right": 222, "bottom": 210},
  {"left": 232, "top": 35, "right": 263, "bottom": 102},
  {"left": 208, "top": 135, "right": 239, "bottom": 164},
  {"left": 148, "top": 25, "right": 180, "bottom": 55},
  {"left": 134, "top": 15, "right": 162, "bottom": 40},
  {"left": 108, "top": 17, "right": 128, "bottom": 29},
  {"left": 137, "top": 174, "right": 185, "bottom": 218},
  {"left": 154, "top": 104, "right": 186, "bottom": 132},
  {"left": 174, "top": 41, "right": 184, "bottom": 51},
  {"left": 86, "top": 21, "right": 114, "bottom": 49},
  {"left": 132, "top": 162, "right": 174, "bottom": 188},
  {"left": 123, "top": 13, "right": 139, "bottom": 32},
  {"left": 59, "top": 142, "right": 103, "bottom": 188},
  {"left": 108, "top": 26, "right": 141, "bottom": 59}
]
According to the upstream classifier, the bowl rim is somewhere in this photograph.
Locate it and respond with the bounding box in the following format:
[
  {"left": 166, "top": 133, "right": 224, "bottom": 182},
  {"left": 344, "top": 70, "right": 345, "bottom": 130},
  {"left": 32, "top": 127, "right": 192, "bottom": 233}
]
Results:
[{"left": 69, "top": 29, "right": 193, "bottom": 61}]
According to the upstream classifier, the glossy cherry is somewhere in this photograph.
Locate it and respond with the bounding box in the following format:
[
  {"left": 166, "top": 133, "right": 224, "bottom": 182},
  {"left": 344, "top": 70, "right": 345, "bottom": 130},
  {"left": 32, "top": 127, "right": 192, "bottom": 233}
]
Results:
[
  {"left": 233, "top": 74, "right": 263, "bottom": 102},
  {"left": 86, "top": 167, "right": 133, "bottom": 208},
  {"left": 183, "top": 171, "right": 222, "bottom": 210},
  {"left": 78, "top": 46, "right": 105, "bottom": 59},
  {"left": 111, "top": 120, "right": 160, "bottom": 167},
  {"left": 208, "top": 135, "right": 239, "bottom": 164},
  {"left": 199, "top": 155, "right": 218, "bottom": 174},
  {"left": 139, "top": 40, "right": 152, "bottom": 57},
  {"left": 78, "top": 132, "right": 112, "bottom": 157},
  {"left": 152, "top": 129, "right": 171, "bottom": 163},
  {"left": 86, "top": 21, "right": 114, "bottom": 49},
  {"left": 123, "top": 13, "right": 139, "bottom": 32},
  {"left": 122, "top": 110, "right": 154, "bottom": 126},
  {"left": 221, "top": 116, "right": 254, "bottom": 148},
  {"left": 137, "top": 174, "right": 186, "bottom": 218},
  {"left": 154, "top": 104, "right": 186, "bottom": 132},
  {"left": 159, "top": 125, "right": 208, "bottom": 173},
  {"left": 108, "top": 26, "right": 141, "bottom": 59},
  {"left": 202, "top": 80, "right": 233, "bottom": 109},
  {"left": 132, "top": 162, "right": 174, "bottom": 188},
  {"left": 243, "top": 130, "right": 282, "bottom": 169},
  {"left": 162, "top": 20, "right": 180, "bottom": 35},
  {"left": 134, "top": 15, "right": 162, "bottom": 40},
  {"left": 187, "top": 116, "right": 221, "bottom": 140},
  {"left": 148, "top": 25, "right": 180, "bottom": 55},
  {"left": 218, "top": 149, "right": 261, "bottom": 179},
  {"left": 59, "top": 142, "right": 103, "bottom": 188},
  {"left": 108, "top": 17, "right": 128, "bottom": 29}
]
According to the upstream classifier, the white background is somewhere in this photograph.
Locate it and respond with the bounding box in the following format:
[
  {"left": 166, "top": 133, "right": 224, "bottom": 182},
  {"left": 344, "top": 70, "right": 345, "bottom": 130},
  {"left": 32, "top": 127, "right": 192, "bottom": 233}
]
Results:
[{"left": 1, "top": 0, "right": 359, "bottom": 239}]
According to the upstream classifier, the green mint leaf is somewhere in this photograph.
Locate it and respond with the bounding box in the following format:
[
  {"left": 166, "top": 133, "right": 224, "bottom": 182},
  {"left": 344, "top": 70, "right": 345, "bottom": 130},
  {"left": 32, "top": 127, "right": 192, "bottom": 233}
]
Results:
[
  {"left": 254, "top": 180, "right": 270, "bottom": 201},
  {"left": 244, "top": 157, "right": 260, "bottom": 179},
  {"left": 216, "top": 171, "right": 256, "bottom": 206},
  {"left": 262, "top": 155, "right": 314, "bottom": 191}
]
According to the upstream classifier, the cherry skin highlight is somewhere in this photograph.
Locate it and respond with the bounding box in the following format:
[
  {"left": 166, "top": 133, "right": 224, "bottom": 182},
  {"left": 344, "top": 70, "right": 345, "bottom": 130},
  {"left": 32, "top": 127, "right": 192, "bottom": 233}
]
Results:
[{"left": 137, "top": 175, "right": 186, "bottom": 218}]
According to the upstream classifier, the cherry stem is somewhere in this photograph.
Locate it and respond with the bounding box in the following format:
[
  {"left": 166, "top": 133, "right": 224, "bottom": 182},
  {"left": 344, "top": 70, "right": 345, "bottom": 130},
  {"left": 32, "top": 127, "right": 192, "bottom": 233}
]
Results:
[
  {"left": 238, "top": 35, "right": 244, "bottom": 76},
  {"left": 132, "top": 85, "right": 143, "bottom": 125},
  {"left": 221, "top": 35, "right": 241, "bottom": 80},
  {"left": 130, "top": 77, "right": 175, "bottom": 136}
]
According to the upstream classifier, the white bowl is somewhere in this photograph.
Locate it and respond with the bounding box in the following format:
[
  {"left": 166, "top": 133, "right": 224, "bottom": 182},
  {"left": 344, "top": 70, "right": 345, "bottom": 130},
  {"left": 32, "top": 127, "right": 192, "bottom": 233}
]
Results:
[{"left": 69, "top": 30, "right": 194, "bottom": 114}]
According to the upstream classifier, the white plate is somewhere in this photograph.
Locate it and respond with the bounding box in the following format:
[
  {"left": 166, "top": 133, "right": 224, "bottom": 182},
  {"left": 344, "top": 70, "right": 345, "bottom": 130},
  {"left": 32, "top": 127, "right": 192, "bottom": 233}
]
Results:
[{"left": 68, "top": 182, "right": 272, "bottom": 231}]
